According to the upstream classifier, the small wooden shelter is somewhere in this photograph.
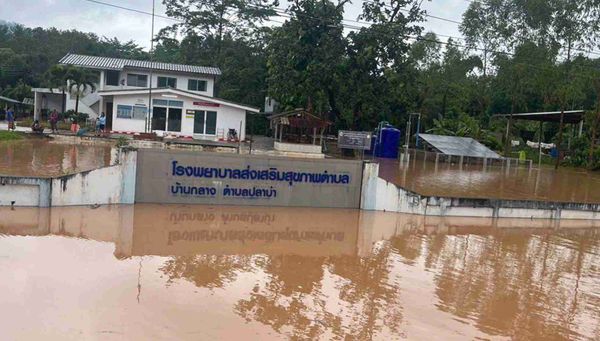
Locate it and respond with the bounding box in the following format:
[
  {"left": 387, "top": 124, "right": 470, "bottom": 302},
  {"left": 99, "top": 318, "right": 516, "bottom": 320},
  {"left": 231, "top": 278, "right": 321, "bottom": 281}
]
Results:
[{"left": 268, "top": 108, "right": 332, "bottom": 146}]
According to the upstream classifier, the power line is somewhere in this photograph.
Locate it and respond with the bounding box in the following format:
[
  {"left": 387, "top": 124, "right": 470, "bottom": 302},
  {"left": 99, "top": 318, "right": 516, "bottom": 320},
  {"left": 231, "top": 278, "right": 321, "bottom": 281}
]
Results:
[
  {"left": 78, "top": 0, "right": 600, "bottom": 76},
  {"left": 81, "top": 0, "right": 179, "bottom": 22},
  {"left": 80, "top": 0, "right": 285, "bottom": 25}
]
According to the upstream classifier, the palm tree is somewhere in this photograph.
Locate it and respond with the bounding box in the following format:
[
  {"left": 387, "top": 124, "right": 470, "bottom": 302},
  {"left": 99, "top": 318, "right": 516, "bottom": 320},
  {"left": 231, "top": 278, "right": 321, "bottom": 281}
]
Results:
[
  {"left": 44, "top": 65, "right": 74, "bottom": 114},
  {"left": 66, "top": 68, "right": 97, "bottom": 115}
]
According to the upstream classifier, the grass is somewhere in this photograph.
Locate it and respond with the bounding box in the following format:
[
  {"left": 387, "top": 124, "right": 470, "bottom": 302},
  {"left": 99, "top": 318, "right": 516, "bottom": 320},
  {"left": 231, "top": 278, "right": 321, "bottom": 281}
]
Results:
[{"left": 0, "top": 131, "right": 24, "bottom": 141}]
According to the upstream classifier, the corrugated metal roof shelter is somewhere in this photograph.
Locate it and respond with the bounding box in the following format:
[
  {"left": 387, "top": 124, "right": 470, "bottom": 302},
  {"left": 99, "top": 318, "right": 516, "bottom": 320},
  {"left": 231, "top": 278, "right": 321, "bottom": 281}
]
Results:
[
  {"left": 419, "top": 134, "right": 501, "bottom": 159},
  {"left": 493, "top": 110, "right": 584, "bottom": 124},
  {"left": 0, "top": 95, "right": 24, "bottom": 105},
  {"left": 59, "top": 54, "right": 221, "bottom": 76}
]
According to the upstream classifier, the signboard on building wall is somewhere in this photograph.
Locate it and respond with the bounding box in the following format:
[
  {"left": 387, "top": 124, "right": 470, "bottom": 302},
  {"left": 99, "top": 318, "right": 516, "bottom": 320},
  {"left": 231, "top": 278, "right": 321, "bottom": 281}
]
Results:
[
  {"left": 338, "top": 130, "right": 372, "bottom": 150},
  {"left": 193, "top": 101, "right": 220, "bottom": 107},
  {"left": 135, "top": 149, "right": 364, "bottom": 208}
]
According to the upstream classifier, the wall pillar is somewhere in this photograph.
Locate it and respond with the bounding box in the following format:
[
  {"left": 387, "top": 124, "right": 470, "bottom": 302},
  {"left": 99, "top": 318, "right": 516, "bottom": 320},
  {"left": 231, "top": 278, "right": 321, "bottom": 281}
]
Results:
[{"left": 33, "top": 91, "right": 41, "bottom": 121}]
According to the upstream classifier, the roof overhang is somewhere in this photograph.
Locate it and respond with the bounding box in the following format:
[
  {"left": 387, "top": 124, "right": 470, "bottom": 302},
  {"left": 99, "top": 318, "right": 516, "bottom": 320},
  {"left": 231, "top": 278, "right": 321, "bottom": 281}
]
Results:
[
  {"left": 493, "top": 110, "right": 585, "bottom": 124},
  {"left": 59, "top": 54, "right": 222, "bottom": 76},
  {"left": 32, "top": 88, "right": 63, "bottom": 94},
  {"left": 98, "top": 88, "right": 260, "bottom": 113},
  {"left": 0, "top": 95, "right": 27, "bottom": 105}
]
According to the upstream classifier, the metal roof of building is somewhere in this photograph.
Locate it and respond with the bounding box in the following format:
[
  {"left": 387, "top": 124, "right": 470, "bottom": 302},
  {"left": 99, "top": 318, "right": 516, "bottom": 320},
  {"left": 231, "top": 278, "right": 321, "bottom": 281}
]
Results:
[
  {"left": 59, "top": 54, "right": 221, "bottom": 76},
  {"left": 97, "top": 87, "right": 260, "bottom": 112},
  {"left": 493, "top": 110, "right": 585, "bottom": 124},
  {"left": 419, "top": 134, "right": 502, "bottom": 159},
  {"left": 0, "top": 95, "right": 26, "bottom": 105}
]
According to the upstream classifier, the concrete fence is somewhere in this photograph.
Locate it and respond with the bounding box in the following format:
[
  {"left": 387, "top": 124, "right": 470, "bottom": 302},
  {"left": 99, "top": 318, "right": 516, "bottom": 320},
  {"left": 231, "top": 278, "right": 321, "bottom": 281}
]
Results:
[
  {"left": 0, "top": 149, "right": 136, "bottom": 207},
  {"left": 361, "top": 162, "right": 600, "bottom": 220},
  {"left": 3, "top": 149, "right": 600, "bottom": 220}
]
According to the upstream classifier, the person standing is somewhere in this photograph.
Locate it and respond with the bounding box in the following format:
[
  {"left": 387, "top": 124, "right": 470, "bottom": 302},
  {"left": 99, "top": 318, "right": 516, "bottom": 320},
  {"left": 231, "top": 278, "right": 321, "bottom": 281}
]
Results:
[
  {"left": 49, "top": 109, "right": 59, "bottom": 133},
  {"left": 6, "top": 107, "right": 15, "bottom": 131},
  {"left": 98, "top": 112, "right": 106, "bottom": 135}
]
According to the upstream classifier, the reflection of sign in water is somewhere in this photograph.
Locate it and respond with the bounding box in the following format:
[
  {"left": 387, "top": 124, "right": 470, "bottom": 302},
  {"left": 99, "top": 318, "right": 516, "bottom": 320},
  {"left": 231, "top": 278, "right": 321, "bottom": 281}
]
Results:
[
  {"left": 338, "top": 130, "right": 372, "bottom": 150},
  {"left": 136, "top": 149, "right": 363, "bottom": 208},
  {"left": 130, "top": 205, "right": 360, "bottom": 257}
]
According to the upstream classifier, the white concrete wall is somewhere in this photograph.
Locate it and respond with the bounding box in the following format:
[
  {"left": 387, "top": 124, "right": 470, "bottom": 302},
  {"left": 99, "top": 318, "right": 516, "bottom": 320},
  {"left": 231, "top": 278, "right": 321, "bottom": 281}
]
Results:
[
  {"left": 274, "top": 141, "right": 322, "bottom": 154},
  {"left": 360, "top": 162, "right": 600, "bottom": 220},
  {"left": 110, "top": 93, "right": 247, "bottom": 140},
  {"left": 51, "top": 149, "right": 137, "bottom": 206},
  {"left": 0, "top": 184, "right": 41, "bottom": 206},
  {"left": 1, "top": 149, "right": 136, "bottom": 208},
  {"left": 100, "top": 69, "right": 215, "bottom": 97},
  {"left": 110, "top": 94, "right": 148, "bottom": 132},
  {"left": 0, "top": 177, "right": 52, "bottom": 207}
]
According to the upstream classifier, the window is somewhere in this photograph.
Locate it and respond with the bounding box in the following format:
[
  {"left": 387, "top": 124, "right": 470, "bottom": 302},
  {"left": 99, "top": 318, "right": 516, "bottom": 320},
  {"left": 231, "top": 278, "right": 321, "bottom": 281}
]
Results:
[
  {"left": 152, "top": 99, "right": 183, "bottom": 107},
  {"left": 188, "top": 79, "right": 207, "bottom": 92},
  {"left": 157, "top": 76, "right": 177, "bottom": 88},
  {"left": 127, "top": 74, "right": 148, "bottom": 87},
  {"left": 132, "top": 106, "right": 147, "bottom": 120},
  {"left": 152, "top": 99, "right": 168, "bottom": 106},
  {"left": 192, "top": 110, "right": 217, "bottom": 135},
  {"left": 168, "top": 100, "right": 183, "bottom": 107},
  {"left": 116, "top": 105, "right": 132, "bottom": 119},
  {"left": 105, "top": 70, "right": 119, "bottom": 86},
  {"left": 117, "top": 105, "right": 146, "bottom": 120}
]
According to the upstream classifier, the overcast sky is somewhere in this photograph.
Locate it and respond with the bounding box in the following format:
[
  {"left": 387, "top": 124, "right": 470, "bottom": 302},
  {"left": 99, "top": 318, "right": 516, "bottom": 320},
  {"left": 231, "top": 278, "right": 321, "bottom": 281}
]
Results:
[{"left": 0, "top": 0, "right": 470, "bottom": 50}]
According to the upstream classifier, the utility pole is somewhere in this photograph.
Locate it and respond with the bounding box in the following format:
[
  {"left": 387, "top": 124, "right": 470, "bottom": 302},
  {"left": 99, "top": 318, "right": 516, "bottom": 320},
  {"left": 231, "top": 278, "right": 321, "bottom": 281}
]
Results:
[
  {"left": 404, "top": 115, "right": 412, "bottom": 163},
  {"left": 146, "top": 0, "right": 155, "bottom": 133}
]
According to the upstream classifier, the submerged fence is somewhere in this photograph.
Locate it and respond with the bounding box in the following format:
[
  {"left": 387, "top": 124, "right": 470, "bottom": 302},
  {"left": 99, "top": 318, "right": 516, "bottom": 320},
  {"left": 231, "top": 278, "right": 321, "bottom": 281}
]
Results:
[{"left": 399, "top": 148, "right": 533, "bottom": 170}]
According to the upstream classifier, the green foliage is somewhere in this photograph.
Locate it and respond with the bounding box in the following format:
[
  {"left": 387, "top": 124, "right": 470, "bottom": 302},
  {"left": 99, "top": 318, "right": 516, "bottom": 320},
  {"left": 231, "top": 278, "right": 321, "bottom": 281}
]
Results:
[
  {"left": 116, "top": 136, "right": 130, "bottom": 148},
  {"left": 0, "top": 23, "right": 147, "bottom": 92},
  {"left": 562, "top": 135, "right": 590, "bottom": 168},
  {"left": 1, "top": 79, "right": 31, "bottom": 101},
  {"left": 64, "top": 110, "right": 89, "bottom": 124},
  {"left": 428, "top": 113, "right": 501, "bottom": 150},
  {"left": 590, "top": 148, "right": 600, "bottom": 170}
]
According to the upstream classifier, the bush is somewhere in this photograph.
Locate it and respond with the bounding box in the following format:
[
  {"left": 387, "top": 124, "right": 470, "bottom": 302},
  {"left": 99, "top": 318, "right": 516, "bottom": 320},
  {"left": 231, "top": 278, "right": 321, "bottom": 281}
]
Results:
[
  {"left": 590, "top": 148, "right": 600, "bottom": 170},
  {"left": 65, "top": 110, "right": 89, "bottom": 124},
  {"left": 116, "top": 136, "right": 129, "bottom": 148}
]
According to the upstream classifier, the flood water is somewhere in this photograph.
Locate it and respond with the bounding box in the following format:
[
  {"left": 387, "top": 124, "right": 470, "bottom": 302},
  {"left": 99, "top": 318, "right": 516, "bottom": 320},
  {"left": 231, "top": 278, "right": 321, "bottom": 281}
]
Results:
[
  {"left": 0, "top": 138, "right": 114, "bottom": 177},
  {"left": 2, "top": 204, "right": 600, "bottom": 340},
  {"left": 379, "top": 158, "right": 600, "bottom": 204}
]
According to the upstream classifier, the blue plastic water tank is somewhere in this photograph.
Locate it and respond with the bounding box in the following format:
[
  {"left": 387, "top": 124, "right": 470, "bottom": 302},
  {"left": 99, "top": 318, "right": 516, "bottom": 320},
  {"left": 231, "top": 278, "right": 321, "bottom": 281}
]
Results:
[
  {"left": 375, "top": 126, "right": 401, "bottom": 158},
  {"left": 365, "top": 133, "right": 377, "bottom": 155}
]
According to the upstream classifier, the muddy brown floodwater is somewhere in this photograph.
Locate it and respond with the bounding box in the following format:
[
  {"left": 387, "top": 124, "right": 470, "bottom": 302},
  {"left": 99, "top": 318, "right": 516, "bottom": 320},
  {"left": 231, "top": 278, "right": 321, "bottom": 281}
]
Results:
[
  {"left": 2, "top": 204, "right": 600, "bottom": 340},
  {"left": 0, "top": 137, "right": 114, "bottom": 177},
  {"left": 378, "top": 158, "right": 600, "bottom": 204}
]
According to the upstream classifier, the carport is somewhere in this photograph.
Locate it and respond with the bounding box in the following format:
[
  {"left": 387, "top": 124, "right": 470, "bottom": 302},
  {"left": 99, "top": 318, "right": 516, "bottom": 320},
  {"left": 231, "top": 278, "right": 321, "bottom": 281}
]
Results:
[{"left": 494, "top": 110, "right": 585, "bottom": 167}]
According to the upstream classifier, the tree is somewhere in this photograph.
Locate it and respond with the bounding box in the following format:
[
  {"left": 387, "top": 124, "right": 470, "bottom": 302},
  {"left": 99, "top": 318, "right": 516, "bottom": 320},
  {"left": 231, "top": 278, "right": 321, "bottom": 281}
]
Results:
[
  {"left": 267, "top": 0, "right": 348, "bottom": 117},
  {"left": 1, "top": 79, "right": 31, "bottom": 102},
  {"left": 159, "top": 0, "right": 278, "bottom": 66},
  {"left": 44, "top": 65, "right": 74, "bottom": 113},
  {"left": 66, "top": 68, "right": 97, "bottom": 115}
]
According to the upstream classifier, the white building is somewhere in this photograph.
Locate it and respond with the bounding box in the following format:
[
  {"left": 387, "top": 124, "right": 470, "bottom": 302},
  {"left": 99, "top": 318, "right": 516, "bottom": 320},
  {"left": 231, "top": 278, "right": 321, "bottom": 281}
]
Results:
[{"left": 33, "top": 54, "right": 259, "bottom": 140}]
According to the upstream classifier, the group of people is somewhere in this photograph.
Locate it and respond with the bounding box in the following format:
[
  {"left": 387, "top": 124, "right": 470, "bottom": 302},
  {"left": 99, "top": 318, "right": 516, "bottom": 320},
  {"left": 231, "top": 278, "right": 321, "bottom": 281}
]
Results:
[
  {"left": 31, "top": 109, "right": 59, "bottom": 134},
  {"left": 3, "top": 108, "right": 107, "bottom": 135}
]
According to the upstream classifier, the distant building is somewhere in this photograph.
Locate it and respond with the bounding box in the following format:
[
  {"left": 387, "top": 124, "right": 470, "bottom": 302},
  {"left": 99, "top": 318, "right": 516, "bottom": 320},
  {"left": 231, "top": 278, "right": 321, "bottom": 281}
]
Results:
[{"left": 33, "top": 54, "right": 259, "bottom": 140}]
